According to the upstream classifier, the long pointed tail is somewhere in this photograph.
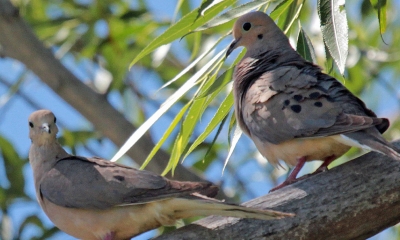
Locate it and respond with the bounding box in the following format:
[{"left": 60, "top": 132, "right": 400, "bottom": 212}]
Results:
[
  {"left": 343, "top": 129, "right": 400, "bottom": 161},
  {"left": 171, "top": 198, "right": 294, "bottom": 220}
]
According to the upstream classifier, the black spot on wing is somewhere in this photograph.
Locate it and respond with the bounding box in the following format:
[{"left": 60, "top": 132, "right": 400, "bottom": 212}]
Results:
[
  {"left": 314, "top": 102, "right": 323, "bottom": 107},
  {"left": 293, "top": 95, "right": 303, "bottom": 102},
  {"left": 291, "top": 105, "right": 302, "bottom": 113},
  {"left": 309, "top": 92, "right": 320, "bottom": 99}
]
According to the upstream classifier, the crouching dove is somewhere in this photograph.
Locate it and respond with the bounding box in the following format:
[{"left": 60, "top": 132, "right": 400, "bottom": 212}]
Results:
[
  {"left": 226, "top": 11, "right": 400, "bottom": 191},
  {"left": 28, "top": 109, "right": 293, "bottom": 240}
]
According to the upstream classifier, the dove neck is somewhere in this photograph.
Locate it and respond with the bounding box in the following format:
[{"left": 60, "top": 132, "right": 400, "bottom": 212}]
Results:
[
  {"left": 29, "top": 139, "right": 70, "bottom": 180},
  {"left": 244, "top": 42, "right": 298, "bottom": 61}
]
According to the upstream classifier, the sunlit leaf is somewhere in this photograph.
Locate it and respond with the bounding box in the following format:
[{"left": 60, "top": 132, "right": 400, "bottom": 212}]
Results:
[
  {"left": 369, "top": 0, "right": 387, "bottom": 35},
  {"left": 296, "top": 27, "right": 317, "bottom": 63},
  {"left": 274, "top": 0, "right": 303, "bottom": 34},
  {"left": 140, "top": 103, "right": 191, "bottom": 170},
  {"left": 222, "top": 123, "right": 242, "bottom": 174},
  {"left": 318, "top": 0, "right": 348, "bottom": 74},
  {"left": 196, "top": 0, "right": 272, "bottom": 31},
  {"left": 0, "top": 135, "right": 26, "bottom": 204},
  {"left": 270, "top": 0, "right": 295, "bottom": 20},
  {"left": 111, "top": 49, "right": 226, "bottom": 162},
  {"left": 129, "top": 0, "right": 236, "bottom": 67},
  {"left": 163, "top": 60, "right": 226, "bottom": 175},
  {"left": 159, "top": 34, "right": 228, "bottom": 90},
  {"left": 183, "top": 92, "right": 234, "bottom": 161}
]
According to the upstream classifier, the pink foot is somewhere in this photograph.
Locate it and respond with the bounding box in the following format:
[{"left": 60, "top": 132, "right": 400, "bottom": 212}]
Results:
[
  {"left": 313, "top": 155, "right": 336, "bottom": 173},
  {"left": 269, "top": 156, "right": 307, "bottom": 192},
  {"left": 270, "top": 155, "right": 338, "bottom": 192},
  {"left": 103, "top": 232, "right": 116, "bottom": 240}
]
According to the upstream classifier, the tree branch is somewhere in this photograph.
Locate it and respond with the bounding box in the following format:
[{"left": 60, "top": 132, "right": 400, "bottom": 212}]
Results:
[
  {"left": 0, "top": 0, "right": 202, "bottom": 181},
  {"left": 155, "top": 140, "right": 400, "bottom": 239}
]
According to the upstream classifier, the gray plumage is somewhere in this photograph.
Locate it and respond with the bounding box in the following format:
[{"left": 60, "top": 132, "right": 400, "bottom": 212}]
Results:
[
  {"left": 28, "top": 109, "right": 293, "bottom": 240},
  {"left": 227, "top": 11, "right": 400, "bottom": 190}
]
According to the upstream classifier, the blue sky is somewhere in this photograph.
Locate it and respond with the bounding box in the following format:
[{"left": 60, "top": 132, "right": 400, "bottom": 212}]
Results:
[{"left": 0, "top": 0, "right": 399, "bottom": 239}]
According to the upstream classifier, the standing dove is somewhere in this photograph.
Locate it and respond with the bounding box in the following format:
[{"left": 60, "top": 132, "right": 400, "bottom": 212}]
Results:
[
  {"left": 226, "top": 11, "right": 400, "bottom": 191},
  {"left": 28, "top": 109, "right": 293, "bottom": 240}
]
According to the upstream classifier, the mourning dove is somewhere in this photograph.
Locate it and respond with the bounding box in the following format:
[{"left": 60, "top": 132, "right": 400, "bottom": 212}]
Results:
[
  {"left": 28, "top": 109, "right": 293, "bottom": 240},
  {"left": 226, "top": 11, "right": 400, "bottom": 191}
]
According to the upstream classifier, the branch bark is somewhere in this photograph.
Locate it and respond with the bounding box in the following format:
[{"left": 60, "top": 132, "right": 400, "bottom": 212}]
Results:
[
  {"left": 155, "top": 140, "right": 400, "bottom": 239},
  {"left": 0, "top": 0, "right": 201, "bottom": 181}
]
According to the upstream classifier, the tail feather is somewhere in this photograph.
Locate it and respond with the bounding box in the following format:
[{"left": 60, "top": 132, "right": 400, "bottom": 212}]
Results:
[
  {"left": 173, "top": 199, "right": 294, "bottom": 220},
  {"left": 343, "top": 129, "right": 400, "bottom": 161},
  {"left": 366, "top": 140, "right": 400, "bottom": 161}
]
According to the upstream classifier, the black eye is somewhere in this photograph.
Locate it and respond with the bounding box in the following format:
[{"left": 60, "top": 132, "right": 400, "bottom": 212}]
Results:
[
  {"left": 257, "top": 34, "right": 263, "bottom": 39},
  {"left": 54, "top": 117, "right": 57, "bottom": 123},
  {"left": 242, "top": 22, "right": 251, "bottom": 31},
  {"left": 29, "top": 122, "right": 34, "bottom": 128}
]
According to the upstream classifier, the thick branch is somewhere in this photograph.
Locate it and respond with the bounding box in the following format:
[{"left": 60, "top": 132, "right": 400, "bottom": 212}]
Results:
[
  {"left": 156, "top": 140, "right": 400, "bottom": 239},
  {"left": 0, "top": 0, "right": 201, "bottom": 181}
]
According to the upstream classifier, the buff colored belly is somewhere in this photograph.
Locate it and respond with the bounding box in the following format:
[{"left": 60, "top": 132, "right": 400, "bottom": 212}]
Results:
[
  {"left": 39, "top": 197, "right": 175, "bottom": 240},
  {"left": 252, "top": 135, "right": 351, "bottom": 167}
]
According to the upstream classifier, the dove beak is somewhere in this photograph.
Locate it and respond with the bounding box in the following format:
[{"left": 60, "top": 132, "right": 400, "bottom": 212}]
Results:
[
  {"left": 226, "top": 38, "right": 240, "bottom": 58},
  {"left": 40, "top": 123, "right": 51, "bottom": 134}
]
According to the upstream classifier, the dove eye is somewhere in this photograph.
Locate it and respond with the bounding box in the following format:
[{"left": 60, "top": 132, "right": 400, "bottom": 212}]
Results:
[
  {"left": 242, "top": 22, "right": 251, "bottom": 31},
  {"left": 29, "top": 122, "right": 34, "bottom": 128},
  {"left": 54, "top": 117, "right": 57, "bottom": 123}
]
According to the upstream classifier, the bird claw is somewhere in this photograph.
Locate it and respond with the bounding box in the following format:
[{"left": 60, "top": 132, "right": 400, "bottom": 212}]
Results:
[{"left": 103, "top": 232, "right": 116, "bottom": 240}]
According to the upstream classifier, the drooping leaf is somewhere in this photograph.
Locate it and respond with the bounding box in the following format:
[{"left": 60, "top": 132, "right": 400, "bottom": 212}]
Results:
[
  {"left": 369, "top": 0, "right": 387, "bottom": 35},
  {"left": 140, "top": 103, "right": 191, "bottom": 170},
  {"left": 271, "top": 0, "right": 303, "bottom": 34},
  {"left": 183, "top": 92, "right": 234, "bottom": 161},
  {"left": 129, "top": 0, "right": 236, "bottom": 67},
  {"left": 318, "top": 0, "right": 348, "bottom": 74},
  {"left": 270, "top": 0, "right": 295, "bottom": 20},
  {"left": 296, "top": 27, "right": 317, "bottom": 63},
  {"left": 222, "top": 122, "right": 242, "bottom": 174},
  {"left": 166, "top": 97, "right": 208, "bottom": 175},
  {"left": 163, "top": 60, "right": 226, "bottom": 175},
  {"left": 111, "top": 49, "right": 226, "bottom": 162},
  {"left": 158, "top": 34, "right": 228, "bottom": 90},
  {"left": 0, "top": 136, "right": 26, "bottom": 205},
  {"left": 195, "top": 0, "right": 272, "bottom": 31}
]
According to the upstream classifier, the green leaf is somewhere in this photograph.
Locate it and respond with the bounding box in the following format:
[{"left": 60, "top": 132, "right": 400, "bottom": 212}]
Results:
[
  {"left": 198, "top": 48, "right": 245, "bottom": 98},
  {"left": 0, "top": 136, "right": 26, "bottom": 195},
  {"left": 129, "top": 0, "right": 236, "bottom": 67},
  {"left": 201, "top": 114, "right": 229, "bottom": 162},
  {"left": 369, "top": 0, "right": 387, "bottom": 35},
  {"left": 270, "top": 0, "right": 295, "bottom": 20},
  {"left": 318, "top": 0, "right": 348, "bottom": 74},
  {"left": 280, "top": 0, "right": 304, "bottom": 34},
  {"left": 111, "top": 49, "right": 226, "bottom": 162},
  {"left": 164, "top": 97, "right": 208, "bottom": 175},
  {"left": 296, "top": 27, "right": 317, "bottom": 63},
  {"left": 163, "top": 60, "right": 226, "bottom": 175},
  {"left": 222, "top": 122, "right": 242, "bottom": 173},
  {"left": 196, "top": 0, "right": 272, "bottom": 31},
  {"left": 183, "top": 92, "right": 234, "bottom": 161},
  {"left": 140, "top": 103, "right": 191, "bottom": 170},
  {"left": 159, "top": 34, "right": 228, "bottom": 90}
]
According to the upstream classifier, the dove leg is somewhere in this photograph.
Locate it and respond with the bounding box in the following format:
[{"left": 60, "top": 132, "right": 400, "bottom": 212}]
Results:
[
  {"left": 103, "top": 232, "right": 116, "bottom": 240},
  {"left": 292, "top": 155, "right": 337, "bottom": 182},
  {"left": 313, "top": 155, "right": 336, "bottom": 173},
  {"left": 269, "top": 156, "right": 307, "bottom": 192}
]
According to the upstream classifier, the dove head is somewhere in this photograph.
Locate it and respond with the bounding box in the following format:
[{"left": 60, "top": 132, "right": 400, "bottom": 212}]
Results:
[
  {"left": 226, "top": 11, "right": 291, "bottom": 57},
  {"left": 29, "top": 110, "right": 58, "bottom": 145}
]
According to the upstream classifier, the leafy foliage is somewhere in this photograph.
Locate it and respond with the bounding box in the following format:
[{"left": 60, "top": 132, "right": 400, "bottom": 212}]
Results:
[{"left": 1, "top": 0, "right": 400, "bottom": 239}]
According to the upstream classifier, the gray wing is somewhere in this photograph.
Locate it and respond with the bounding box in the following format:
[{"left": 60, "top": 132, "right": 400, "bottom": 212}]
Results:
[
  {"left": 240, "top": 65, "right": 388, "bottom": 144},
  {"left": 40, "top": 156, "right": 213, "bottom": 209}
]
